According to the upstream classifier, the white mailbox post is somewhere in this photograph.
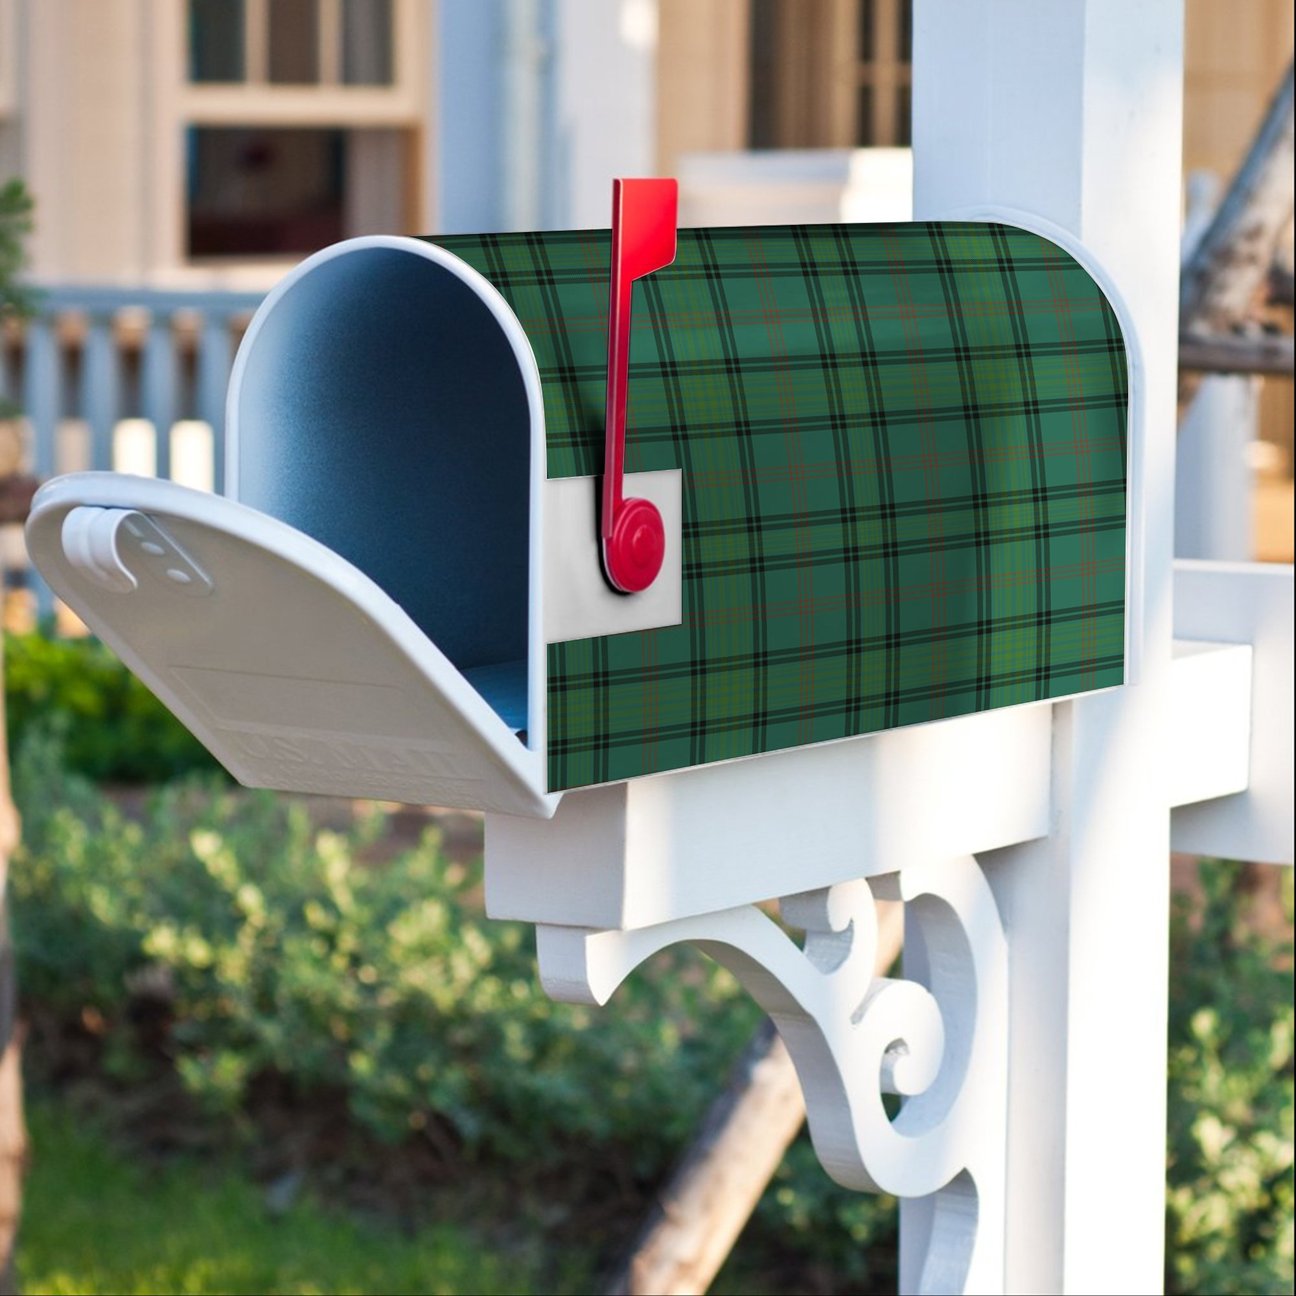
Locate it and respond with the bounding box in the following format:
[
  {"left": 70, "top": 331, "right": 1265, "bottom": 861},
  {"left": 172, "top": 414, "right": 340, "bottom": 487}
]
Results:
[{"left": 22, "top": 3, "right": 1295, "bottom": 1294}]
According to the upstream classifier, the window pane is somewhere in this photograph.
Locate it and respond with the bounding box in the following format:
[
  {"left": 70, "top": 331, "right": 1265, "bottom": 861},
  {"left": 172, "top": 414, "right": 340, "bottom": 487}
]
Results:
[
  {"left": 342, "top": 0, "right": 394, "bottom": 85},
  {"left": 858, "top": 0, "right": 875, "bottom": 62},
  {"left": 189, "top": 0, "right": 245, "bottom": 82},
  {"left": 269, "top": 0, "right": 320, "bottom": 84},
  {"left": 895, "top": 83, "right": 911, "bottom": 145},
  {"left": 187, "top": 127, "right": 346, "bottom": 257},
  {"left": 747, "top": 0, "right": 780, "bottom": 148},
  {"left": 856, "top": 83, "right": 874, "bottom": 144}
]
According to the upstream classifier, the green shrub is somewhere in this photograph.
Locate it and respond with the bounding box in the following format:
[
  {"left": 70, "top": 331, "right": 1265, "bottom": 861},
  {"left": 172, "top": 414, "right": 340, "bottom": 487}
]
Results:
[
  {"left": 4, "top": 631, "right": 220, "bottom": 783},
  {"left": 725, "top": 1137, "right": 897, "bottom": 1294},
  {"left": 11, "top": 725, "right": 758, "bottom": 1171},
  {"left": 1166, "top": 861, "right": 1294, "bottom": 1295},
  {"left": 9, "top": 724, "right": 1292, "bottom": 1293}
]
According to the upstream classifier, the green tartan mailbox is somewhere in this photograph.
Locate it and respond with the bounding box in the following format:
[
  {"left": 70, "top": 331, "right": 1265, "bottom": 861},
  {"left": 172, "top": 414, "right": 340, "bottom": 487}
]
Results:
[
  {"left": 27, "top": 202, "right": 1129, "bottom": 817},
  {"left": 442, "top": 219, "right": 1130, "bottom": 792}
]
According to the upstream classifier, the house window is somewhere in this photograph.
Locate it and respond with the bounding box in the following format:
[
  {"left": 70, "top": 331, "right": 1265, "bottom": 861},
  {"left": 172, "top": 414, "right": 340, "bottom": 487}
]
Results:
[
  {"left": 187, "top": 0, "right": 394, "bottom": 87},
  {"left": 269, "top": 0, "right": 321, "bottom": 85},
  {"left": 173, "top": 0, "right": 420, "bottom": 263},
  {"left": 749, "top": 0, "right": 912, "bottom": 148},
  {"left": 187, "top": 127, "right": 344, "bottom": 256},
  {"left": 186, "top": 125, "right": 411, "bottom": 259},
  {"left": 190, "top": 0, "right": 247, "bottom": 83}
]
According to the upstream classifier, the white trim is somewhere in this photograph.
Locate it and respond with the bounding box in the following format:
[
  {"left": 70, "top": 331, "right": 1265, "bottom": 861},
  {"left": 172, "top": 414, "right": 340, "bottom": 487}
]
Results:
[
  {"left": 1172, "top": 560, "right": 1295, "bottom": 864},
  {"left": 177, "top": 86, "right": 422, "bottom": 127},
  {"left": 542, "top": 470, "right": 683, "bottom": 643},
  {"left": 485, "top": 699, "right": 1054, "bottom": 929}
]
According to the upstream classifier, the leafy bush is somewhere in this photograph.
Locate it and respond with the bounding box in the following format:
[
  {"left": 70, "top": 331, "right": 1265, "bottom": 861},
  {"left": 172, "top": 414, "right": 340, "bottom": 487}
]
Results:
[
  {"left": 4, "top": 631, "right": 221, "bottom": 783},
  {"left": 0, "top": 178, "right": 36, "bottom": 422},
  {"left": 1166, "top": 861, "right": 1294, "bottom": 1296},
  {"left": 11, "top": 725, "right": 758, "bottom": 1171},
  {"left": 9, "top": 723, "right": 1292, "bottom": 1293},
  {"left": 727, "top": 1137, "right": 897, "bottom": 1294}
]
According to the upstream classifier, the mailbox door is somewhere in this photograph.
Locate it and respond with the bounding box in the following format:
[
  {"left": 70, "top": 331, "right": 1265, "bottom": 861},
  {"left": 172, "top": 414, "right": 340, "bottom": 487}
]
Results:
[{"left": 26, "top": 473, "right": 556, "bottom": 818}]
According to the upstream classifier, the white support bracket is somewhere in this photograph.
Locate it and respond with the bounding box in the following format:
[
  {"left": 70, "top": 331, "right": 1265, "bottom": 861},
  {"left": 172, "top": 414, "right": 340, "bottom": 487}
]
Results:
[{"left": 536, "top": 856, "right": 1008, "bottom": 1296}]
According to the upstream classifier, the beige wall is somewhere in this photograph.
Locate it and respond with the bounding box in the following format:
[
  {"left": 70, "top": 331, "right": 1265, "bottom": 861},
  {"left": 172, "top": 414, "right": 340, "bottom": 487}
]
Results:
[
  {"left": 1184, "top": 0, "right": 1294, "bottom": 477},
  {"left": 21, "top": 0, "right": 154, "bottom": 282},
  {"left": 1184, "top": 0, "right": 1294, "bottom": 178},
  {"left": 656, "top": 0, "right": 749, "bottom": 177}
]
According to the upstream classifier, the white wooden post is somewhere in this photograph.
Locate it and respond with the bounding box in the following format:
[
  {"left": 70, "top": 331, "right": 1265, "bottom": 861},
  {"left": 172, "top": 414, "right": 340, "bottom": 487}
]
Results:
[
  {"left": 1175, "top": 377, "right": 1259, "bottom": 561},
  {"left": 548, "top": 0, "right": 658, "bottom": 227},
  {"left": 912, "top": 3, "right": 1183, "bottom": 1291}
]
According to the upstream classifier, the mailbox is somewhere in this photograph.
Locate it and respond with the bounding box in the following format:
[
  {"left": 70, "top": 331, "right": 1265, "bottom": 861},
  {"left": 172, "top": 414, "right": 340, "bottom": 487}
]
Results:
[{"left": 27, "top": 192, "right": 1130, "bottom": 818}]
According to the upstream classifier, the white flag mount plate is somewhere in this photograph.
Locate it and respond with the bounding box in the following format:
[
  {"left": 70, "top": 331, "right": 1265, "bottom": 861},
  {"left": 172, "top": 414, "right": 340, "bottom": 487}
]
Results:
[{"left": 26, "top": 473, "right": 555, "bottom": 819}]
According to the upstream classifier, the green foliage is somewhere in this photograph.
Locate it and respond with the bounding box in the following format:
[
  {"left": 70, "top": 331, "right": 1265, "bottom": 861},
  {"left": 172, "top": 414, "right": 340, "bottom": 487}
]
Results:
[
  {"left": 721, "top": 1137, "right": 898, "bottom": 1294},
  {"left": 1166, "top": 862, "right": 1294, "bottom": 1296},
  {"left": 10, "top": 726, "right": 758, "bottom": 1171},
  {"left": 0, "top": 177, "right": 34, "bottom": 314},
  {"left": 4, "top": 631, "right": 221, "bottom": 783},
  {"left": 0, "top": 176, "right": 35, "bottom": 418},
  {"left": 9, "top": 725, "right": 1293, "bottom": 1293},
  {"left": 19, "top": 1101, "right": 550, "bottom": 1295}
]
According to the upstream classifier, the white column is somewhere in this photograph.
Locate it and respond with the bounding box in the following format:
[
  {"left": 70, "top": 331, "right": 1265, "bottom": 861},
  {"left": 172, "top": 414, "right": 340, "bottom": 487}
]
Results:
[
  {"left": 1175, "top": 377, "right": 1259, "bottom": 561},
  {"left": 911, "top": 4, "right": 1183, "bottom": 1293},
  {"left": 434, "top": 0, "right": 510, "bottom": 232},
  {"left": 549, "top": 0, "right": 657, "bottom": 228}
]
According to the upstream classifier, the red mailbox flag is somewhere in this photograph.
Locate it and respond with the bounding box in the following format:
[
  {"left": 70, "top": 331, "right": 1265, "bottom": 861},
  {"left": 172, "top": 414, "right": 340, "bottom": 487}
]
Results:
[{"left": 601, "top": 177, "right": 678, "bottom": 593}]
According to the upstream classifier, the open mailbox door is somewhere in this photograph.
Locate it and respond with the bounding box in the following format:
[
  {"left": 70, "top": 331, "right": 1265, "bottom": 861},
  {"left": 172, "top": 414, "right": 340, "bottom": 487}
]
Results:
[{"left": 27, "top": 474, "right": 555, "bottom": 818}]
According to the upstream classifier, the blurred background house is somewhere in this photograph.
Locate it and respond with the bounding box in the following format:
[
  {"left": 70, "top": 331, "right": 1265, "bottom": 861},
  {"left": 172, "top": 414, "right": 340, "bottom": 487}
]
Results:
[{"left": 0, "top": 0, "right": 1291, "bottom": 614}]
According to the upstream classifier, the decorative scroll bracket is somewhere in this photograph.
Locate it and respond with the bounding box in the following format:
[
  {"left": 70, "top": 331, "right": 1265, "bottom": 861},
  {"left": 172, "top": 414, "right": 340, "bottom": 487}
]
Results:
[{"left": 536, "top": 856, "right": 1008, "bottom": 1296}]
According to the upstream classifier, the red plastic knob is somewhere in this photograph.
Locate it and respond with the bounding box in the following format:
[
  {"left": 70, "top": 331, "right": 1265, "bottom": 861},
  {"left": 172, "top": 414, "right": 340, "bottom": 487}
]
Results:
[{"left": 604, "top": 495, "right": 666, "bottom": 593}]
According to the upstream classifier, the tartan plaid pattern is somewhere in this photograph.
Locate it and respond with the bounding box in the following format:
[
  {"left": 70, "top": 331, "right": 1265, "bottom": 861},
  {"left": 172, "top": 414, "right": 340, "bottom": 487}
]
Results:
[{"left": 430, "top": 223, "right": 1129, "bottom": 793}]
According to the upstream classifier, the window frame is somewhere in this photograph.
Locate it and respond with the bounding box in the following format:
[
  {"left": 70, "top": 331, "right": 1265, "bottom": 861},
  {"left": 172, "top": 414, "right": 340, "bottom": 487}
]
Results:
[
  {"left": 748, "top": 0, "right": 913, "bottom": 149},
  {"left": 152, "top": 0, "right": 426, "bottom": 277},
  {"left": 182, "top": 0, "right": 421, "bottom": 123}
]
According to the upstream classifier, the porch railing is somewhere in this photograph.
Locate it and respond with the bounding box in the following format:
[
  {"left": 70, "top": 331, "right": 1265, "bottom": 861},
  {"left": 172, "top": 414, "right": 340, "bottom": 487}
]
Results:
[{"left": 1, "top": 284, "right": 265, "bottom": 618}]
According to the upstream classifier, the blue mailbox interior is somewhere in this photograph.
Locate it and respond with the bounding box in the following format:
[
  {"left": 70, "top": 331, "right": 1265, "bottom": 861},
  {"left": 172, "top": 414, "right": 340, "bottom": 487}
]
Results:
[{"left": 232, "top": 245, "right": 533, "bottom": 733}]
